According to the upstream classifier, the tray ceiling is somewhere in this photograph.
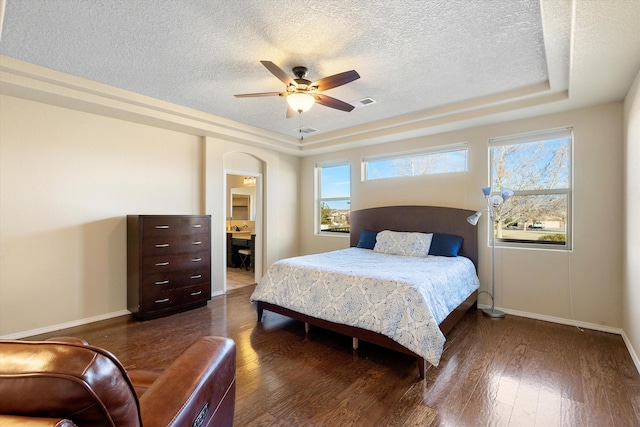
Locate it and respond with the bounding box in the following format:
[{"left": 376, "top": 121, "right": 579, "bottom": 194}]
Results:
[{"left": 1, "top": 1, "right": 639, "bottom": 154}]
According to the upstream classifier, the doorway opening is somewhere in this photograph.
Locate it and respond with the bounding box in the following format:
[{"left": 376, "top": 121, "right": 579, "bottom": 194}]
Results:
[{"left": 225, "top": 172, "right": 262, "bottom": 291}]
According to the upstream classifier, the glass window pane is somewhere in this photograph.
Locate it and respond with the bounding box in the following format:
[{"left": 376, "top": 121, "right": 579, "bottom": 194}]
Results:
[
  {"left": 321, "top": 164, "right": 350, "bottom": 198},
  {"left": 319, "top": 200, "right": 350, "bottom": 233},
  {"left": 491, "top": 137, "right": 570, "bottom": 191},
  {"left": 497, "top": 194, "right": 567, "bottom": 245},
  {"left": 366, "top": 148, "right": 467, "bottom": 180}
]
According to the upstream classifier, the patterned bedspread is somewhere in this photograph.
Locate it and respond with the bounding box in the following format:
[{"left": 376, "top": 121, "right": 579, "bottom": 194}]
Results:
[{"left": 250, "top": 248, "right": 480, "bottom": 366}]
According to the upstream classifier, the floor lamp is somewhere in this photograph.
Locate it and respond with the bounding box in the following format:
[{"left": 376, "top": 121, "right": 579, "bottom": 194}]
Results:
[{"left": 467, "top": 186, "right": 513, "bottom": 318}]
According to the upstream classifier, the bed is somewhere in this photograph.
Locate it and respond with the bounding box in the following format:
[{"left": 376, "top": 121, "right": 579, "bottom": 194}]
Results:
[{"left": 250, "top": 205, "right": 480, "bottom": 378}]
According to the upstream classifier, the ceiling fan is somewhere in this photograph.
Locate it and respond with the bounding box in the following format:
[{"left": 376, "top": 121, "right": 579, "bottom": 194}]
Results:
[{"left": 234, "top": 61, "right": 360, "bottom": 117}]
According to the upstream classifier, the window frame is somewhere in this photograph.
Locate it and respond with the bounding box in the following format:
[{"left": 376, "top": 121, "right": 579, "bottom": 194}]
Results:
[
  {"left": 489, "top": 127, "right": 573, "bottom": 251},
  {"left": 316, "top": 160, "right": 351, "bottom": 236},
  {"left": 362, "top": 143, "right": 468, "bottom": 181}
]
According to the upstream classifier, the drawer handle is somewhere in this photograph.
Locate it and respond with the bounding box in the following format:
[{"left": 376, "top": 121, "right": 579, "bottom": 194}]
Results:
[
  {"left": 155, "top": 261, "right": 170, "bottom": 266},
  {"left": 191, "top": 274, "right": 202, "bottom": 279},
  {"left": 193, "top": 224, "right": 202, "bottom": 228},
  {"left": 192, "top": 258, "right": 202, "bottom": 262},
  {"left": 192, "top": 241, "right": 202, "bottom": 245},
  {"left": 155, "top": 298, "right": 170, "bottom": 303},
  {"left": 155, "top": 280, "right": 169, "bottom": 285},
  {"left": 155, "top": 225, "right": 170, "bottom": 229},
  {"left": 155, "top": 243, "right": 170, "bottom": 248},
  {"left": 191, "top": 291, "right": 202, "bottom": 296}
]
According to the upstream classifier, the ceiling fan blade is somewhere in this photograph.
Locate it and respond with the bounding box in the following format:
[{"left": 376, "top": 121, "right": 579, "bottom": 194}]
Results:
[
  {"left": 311, "top": 70, "right": 360, "bottom": 91},
  {"left": 234, "top": 92, "right": 283, "bottom": 98},
  {"left": 314, "top": 94, "right": 355, "bottom": 112},
  {"left": 260, "top": 60, "right": 296, "bottom": 87}
]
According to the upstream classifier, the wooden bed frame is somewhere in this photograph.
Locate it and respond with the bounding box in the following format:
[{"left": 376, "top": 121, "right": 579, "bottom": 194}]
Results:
[{"left": 256, "top": 205, "right": 479, "bottom": 378}]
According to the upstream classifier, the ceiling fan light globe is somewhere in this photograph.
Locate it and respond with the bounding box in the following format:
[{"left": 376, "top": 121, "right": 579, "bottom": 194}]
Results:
[{"left": 286, "top": 92, "right": 315, "bottom": 113}]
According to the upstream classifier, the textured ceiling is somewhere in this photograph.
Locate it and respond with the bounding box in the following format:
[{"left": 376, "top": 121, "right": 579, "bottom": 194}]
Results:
[{"left": 1, "top": 0, "right": 639, "bottom": 152}]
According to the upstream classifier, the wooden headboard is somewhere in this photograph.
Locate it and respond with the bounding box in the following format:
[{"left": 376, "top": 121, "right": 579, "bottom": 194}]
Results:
[{"left": 349, "top": 205, "right": 478, "bottom": 270}]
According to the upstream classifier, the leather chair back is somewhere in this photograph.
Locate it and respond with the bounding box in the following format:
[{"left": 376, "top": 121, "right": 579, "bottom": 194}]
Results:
[{"left": 0, "top": 340, "right": 142, "bottom": 427}]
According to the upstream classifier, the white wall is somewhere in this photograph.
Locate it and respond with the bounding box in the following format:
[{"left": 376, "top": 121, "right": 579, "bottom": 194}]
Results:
[
  {"left": 0, "top": 94, "right": 300, "bottom": 337},
  {"left": 623, "top": 69, "right": 640, "bottom": 368},
  {"left": 300, "top": 103, "right": 624, "bottom": 329}
]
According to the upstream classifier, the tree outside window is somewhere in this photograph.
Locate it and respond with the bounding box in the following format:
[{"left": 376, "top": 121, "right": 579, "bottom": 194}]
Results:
[
  {"left": 490, "top": 128, "right": 572, "bottom": 248},
  {"left": 363, "top": 144, "right": 468, "bottom": 180},
  {"left": 318, "top": 162, "right": 350, "bottom": 234}
]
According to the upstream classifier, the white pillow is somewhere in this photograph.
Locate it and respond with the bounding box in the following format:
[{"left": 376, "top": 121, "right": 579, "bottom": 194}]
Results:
[{"left": 373, "top": 230, "right": 433, "bottom": 257}]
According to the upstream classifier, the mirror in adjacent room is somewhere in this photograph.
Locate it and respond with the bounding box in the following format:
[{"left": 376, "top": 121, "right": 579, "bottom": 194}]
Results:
[{"left": 230, "top": 186, "right": 255, "bottom": 220}]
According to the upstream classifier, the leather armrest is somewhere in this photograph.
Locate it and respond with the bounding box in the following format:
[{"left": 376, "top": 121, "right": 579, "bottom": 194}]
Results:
[
  {"left": 137, "top": 336, "right": 236, "bottom": 427},
  {"left": 0, "top": 415, "right": 77, "bottom": 427},
  {"left": 44, "top": 337, "right": 88, "bottom": 346},
  {"left": 127, "top": 368, "right": 162, "bottom": 397}
]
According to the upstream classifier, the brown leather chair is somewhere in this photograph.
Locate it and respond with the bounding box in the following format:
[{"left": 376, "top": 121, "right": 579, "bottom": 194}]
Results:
[{"left": 0, "top": 336, "right": 236, "bottom": 426}]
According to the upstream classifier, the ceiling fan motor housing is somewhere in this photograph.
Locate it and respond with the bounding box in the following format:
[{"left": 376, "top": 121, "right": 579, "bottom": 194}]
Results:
[
  {"left": 292, "top": 66, "right": 308, "bottom": 79},
  {"left": 292, "top": 67, "right": 313, "bottom": 91}
]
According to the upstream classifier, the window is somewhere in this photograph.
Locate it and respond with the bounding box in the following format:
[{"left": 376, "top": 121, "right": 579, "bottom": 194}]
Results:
[
  {"left": 317, "top": 162, "right": 351, "bottom": 234},
  {"left": 363, "top": 144, "right": 468, "bottom": 181},
  {"left": 489, "top": 128, "right": 572, "bottom": 249}
]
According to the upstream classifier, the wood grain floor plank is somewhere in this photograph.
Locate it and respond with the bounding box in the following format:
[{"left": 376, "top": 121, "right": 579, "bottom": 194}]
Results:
[
  {"left": 376, "top": 381, "right": 432, "bottom": 427},
  {"left": 22, "top": 286, "right": 640, "bottom": 426}
]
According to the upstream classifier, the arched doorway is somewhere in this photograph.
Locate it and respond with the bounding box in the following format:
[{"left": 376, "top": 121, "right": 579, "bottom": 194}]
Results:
[{"left": 223, "top": 152, "right": 263, "bottom": 292}]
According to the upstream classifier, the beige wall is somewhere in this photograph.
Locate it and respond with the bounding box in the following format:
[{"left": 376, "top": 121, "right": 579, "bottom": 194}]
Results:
[
  {"left": 0, "top": 78, "right": 633, "bottom": 363},
  {"left": 623, "top": 69, "right": 640, "bottom": 368},
  {"left": 301, "top": 103, "right": 624, "bottom": 329},
  {"left": 0, "top": 93, "right": 300, "bottom": 337},
  {"left": 205, "top": 139, "right": 300, "bottom": 295}
]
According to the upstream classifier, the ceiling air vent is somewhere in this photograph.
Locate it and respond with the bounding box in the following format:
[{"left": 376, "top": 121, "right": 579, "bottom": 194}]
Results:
[
  {"left": 295, "top": 126, "right": 318, "bottom": 134},
  {"left": 353, "top": 97, "right": 376, "bottom": 107}
]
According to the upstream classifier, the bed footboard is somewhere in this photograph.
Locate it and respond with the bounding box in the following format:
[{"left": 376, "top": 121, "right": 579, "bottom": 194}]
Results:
[{"left": 255, "top": 290, "right": 477, "bottom": 379}]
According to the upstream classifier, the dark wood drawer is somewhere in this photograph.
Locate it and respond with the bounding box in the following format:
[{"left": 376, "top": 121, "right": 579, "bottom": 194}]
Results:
[
  {"left": 141, "top": 234, "right": 209, "bottom": 256},
  {"left": 142, "top": 268, "right": 210, "bottom": 290},
  {"left": 140, "top": 287, "right": 176, "bottom": 312},
  {"left": 177, "top": 283, "right": 210, "bottom": 305},
  {"left": 231, "top": 238, "right": 250, "bottom": 247},
  {"left": 141, "top": 216, "right": 210, "bottom": 237},
  {"left": 142, "top": 251, "right": 210, "bottom": 273}
]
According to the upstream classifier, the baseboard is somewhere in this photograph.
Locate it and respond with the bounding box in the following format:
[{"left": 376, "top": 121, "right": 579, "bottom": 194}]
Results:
[
  {"left": 0, "top": 309, "right": 131, "bottom": 340},
  {"left": 621, "top": 330, "right": 640, "bottom": 375},
  {"left": 2, "top": 292, "right": 226, "bottom": 340},
  {"left": 477, "top": 303, "right": 640, "bottom": 374},
  {"left": 477, "top": 303, "right": 623, "bottom": 335},
  {"left": 6, "top": 304, "right": 638, "bottom": 375}
]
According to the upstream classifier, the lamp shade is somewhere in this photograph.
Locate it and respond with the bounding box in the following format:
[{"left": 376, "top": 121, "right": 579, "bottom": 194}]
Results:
[
  {"left": 489, "top": 195, "right": 504, "bottom": 208},
  {"left": 286, "top": 92, "right": 315, "bottom": 113},
  {"left": 501, "top": 188, "right": 514, "bottom": 201},
  {"left": 481, "top": 187, "right": 491, "bottom": 196},
  {"left": 466, "top": 211, "right": 482, "bottom": 226}
]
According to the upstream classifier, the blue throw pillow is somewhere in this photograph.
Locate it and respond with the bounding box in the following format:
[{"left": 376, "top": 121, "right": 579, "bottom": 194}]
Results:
[
  {"left": 428, "top": 233, "right": 463, "bottom": 257},
  {"left": 356, "top": 229, "right": 378, "bottom": 250}
]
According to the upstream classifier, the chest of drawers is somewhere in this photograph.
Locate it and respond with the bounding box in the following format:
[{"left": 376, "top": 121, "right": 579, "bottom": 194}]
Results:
[{"left": 127, "top": 215, "right": 211, "bottom": 320}]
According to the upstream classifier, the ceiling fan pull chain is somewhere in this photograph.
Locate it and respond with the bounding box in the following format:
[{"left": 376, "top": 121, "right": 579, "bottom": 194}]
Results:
[{"left": 298, "top": 114, "right": 304, "bottom": 141}]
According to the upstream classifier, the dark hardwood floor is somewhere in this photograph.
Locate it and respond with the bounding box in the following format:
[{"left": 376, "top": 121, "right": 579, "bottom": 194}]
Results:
[{"left": 27, "top": 286, "right": 640, "bottom": 426}]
